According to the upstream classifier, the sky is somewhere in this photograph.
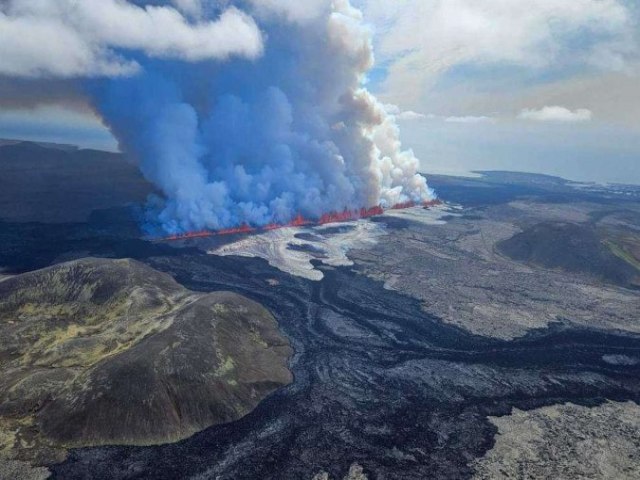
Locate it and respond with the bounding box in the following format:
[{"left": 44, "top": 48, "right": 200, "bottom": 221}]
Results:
[
  {"left": 358, "top": 0, "right": 640, "bottom": 184},
  {"left": 1, "top": 0, "right": 639, "bottom": 185}
]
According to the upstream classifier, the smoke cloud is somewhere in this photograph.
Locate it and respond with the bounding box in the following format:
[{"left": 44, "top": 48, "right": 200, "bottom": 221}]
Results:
[
  {"left": 1, "top": 0, "right": 434, "bottom": 233},
  {"left": 0, "top": 0, "right": 262, "bottom": 77}
]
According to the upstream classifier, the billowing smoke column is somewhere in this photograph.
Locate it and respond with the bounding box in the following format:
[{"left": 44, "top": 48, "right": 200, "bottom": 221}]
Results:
[{"left": 90, "top": 0, "right": 434, "bottom": 234}]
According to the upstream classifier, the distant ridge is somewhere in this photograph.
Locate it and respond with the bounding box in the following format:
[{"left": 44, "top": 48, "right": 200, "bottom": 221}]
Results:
[
  {"left": 0, "top": 138, "right": 80, "bottom": 152},
  {"left": 0, "top": 140, "right": 153, "bottom": 223}
]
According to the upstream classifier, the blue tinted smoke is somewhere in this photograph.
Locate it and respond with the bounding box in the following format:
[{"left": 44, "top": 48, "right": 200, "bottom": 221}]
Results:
[{"left": 89, "top": 2, "right": 432, "bottom": 234}]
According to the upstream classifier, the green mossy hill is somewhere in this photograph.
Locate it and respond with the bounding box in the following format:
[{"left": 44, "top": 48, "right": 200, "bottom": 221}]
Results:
[
  {"left": 0, "top": 258, "right": 292, "bottom": 468},
  {"left": 498, "top": 222, "right": 640, "bottom": 288}
]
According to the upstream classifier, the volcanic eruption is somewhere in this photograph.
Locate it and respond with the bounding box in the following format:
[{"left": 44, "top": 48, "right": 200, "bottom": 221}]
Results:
[{"left": 1, "top": 0, "right": 435, "bottom": 234}]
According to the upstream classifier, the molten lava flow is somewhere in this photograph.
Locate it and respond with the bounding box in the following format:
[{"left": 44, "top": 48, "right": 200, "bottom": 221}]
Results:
[
  {"left": 263, "top": 223, "right": 281, "bottom": 231},
  {"left": 216, "top": 224, "right": 256, "bottom": 236},
  {"left": 288, "top": 214, "right": 313, "bottom": 227},
  {"left": 159, "top": 200, "right": 442, "bottom": 242},
  {"left": 422, "top": 199, "right": 443, "bottom": 208},
  {"left": 391, "top": 201, "right": 416, "bottom": 210}
]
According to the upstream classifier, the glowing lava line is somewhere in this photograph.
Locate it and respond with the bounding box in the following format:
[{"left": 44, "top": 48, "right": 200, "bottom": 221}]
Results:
[{"left": 159, "top": 200, "right": 442, "bottom": 242}]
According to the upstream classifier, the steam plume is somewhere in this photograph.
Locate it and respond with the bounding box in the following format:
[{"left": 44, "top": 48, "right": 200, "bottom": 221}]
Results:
[{"left": 2, "top": 0, "right": 434, "bottom": 233}]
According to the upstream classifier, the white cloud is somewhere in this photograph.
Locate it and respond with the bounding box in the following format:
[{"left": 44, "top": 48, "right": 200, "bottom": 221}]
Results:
[
  {"left": 518, "top": 106, "right": 593, "bottom": 123},
  {"left": 362, "top": 0, "right": 637, "bottom": 105},
  {"left": 385, "top": 105, "right": 494, "bottom": 123},
  {"left": 0, "top": 0, "right": 263, "bottom": 78},
  {"left": 383, "top": 103, "right": 401, "bottom": 114},
  {"left": 397, "top": 111, "right": 427, "bottom": 121},
  {"left": 384, "top": 104, "right": 428, "bottom": 120},
  {"left": 444, "top": 115, "right": 494, "bottom": 124}
]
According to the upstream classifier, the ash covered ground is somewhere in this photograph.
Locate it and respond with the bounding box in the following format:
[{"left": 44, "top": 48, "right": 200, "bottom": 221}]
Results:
[{"left": 1, "top": 143, "right": 640, "bottom": 479}]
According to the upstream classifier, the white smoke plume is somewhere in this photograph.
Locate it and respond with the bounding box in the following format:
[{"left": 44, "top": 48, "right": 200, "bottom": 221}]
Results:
[{"left": 0, "top": 0, "right": 434, "bottom": 233}]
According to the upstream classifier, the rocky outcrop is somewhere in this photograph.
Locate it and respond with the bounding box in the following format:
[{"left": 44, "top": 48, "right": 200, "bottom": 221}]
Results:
[{"left": 0, "top": 258, "right": 292, "bottom": 468}]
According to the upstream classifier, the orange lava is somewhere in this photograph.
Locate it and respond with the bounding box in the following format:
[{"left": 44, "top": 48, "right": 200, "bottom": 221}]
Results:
[
  {"left": 422, "top": 199, "right": 443, "bottom": 208},
  {"left": 160, "top": 199, "right": 442, "bottom": 242}
]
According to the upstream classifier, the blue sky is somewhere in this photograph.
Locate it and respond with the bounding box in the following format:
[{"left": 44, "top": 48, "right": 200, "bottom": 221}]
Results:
[
  {"left": 0, "top": 106, "right": 117, "bottom": 151},
  {"left": 359, "top": 0, "right": 640, "bottom": 184}
]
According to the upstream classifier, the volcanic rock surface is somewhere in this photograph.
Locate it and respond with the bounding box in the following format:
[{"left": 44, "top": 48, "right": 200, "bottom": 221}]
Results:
[
  {"left": 472, "top": 401, "right": 640, "bottom": 479},
  {"left": 211, "top": 221, "right": 387, "bottom": 281},
  {"left": 497, "top": 222, "right": 640, "bottom": 288},
  {"left": 0, "top": 258, "right": 292, "bottom": 469},
  {"left": 350, "top": 200, "right": 640, "bottom": 340},
  {"left": 2, "top": 159, "right": 640, "bottom": 479}
]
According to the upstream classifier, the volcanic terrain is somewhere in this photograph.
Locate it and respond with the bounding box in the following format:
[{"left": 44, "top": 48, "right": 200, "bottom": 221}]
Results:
[
  {"left": 1, "top": 144, "right": 639, "bottom": 479},
  {"left": 0, "top": 257, "right": 292, "bottom": 478}
]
